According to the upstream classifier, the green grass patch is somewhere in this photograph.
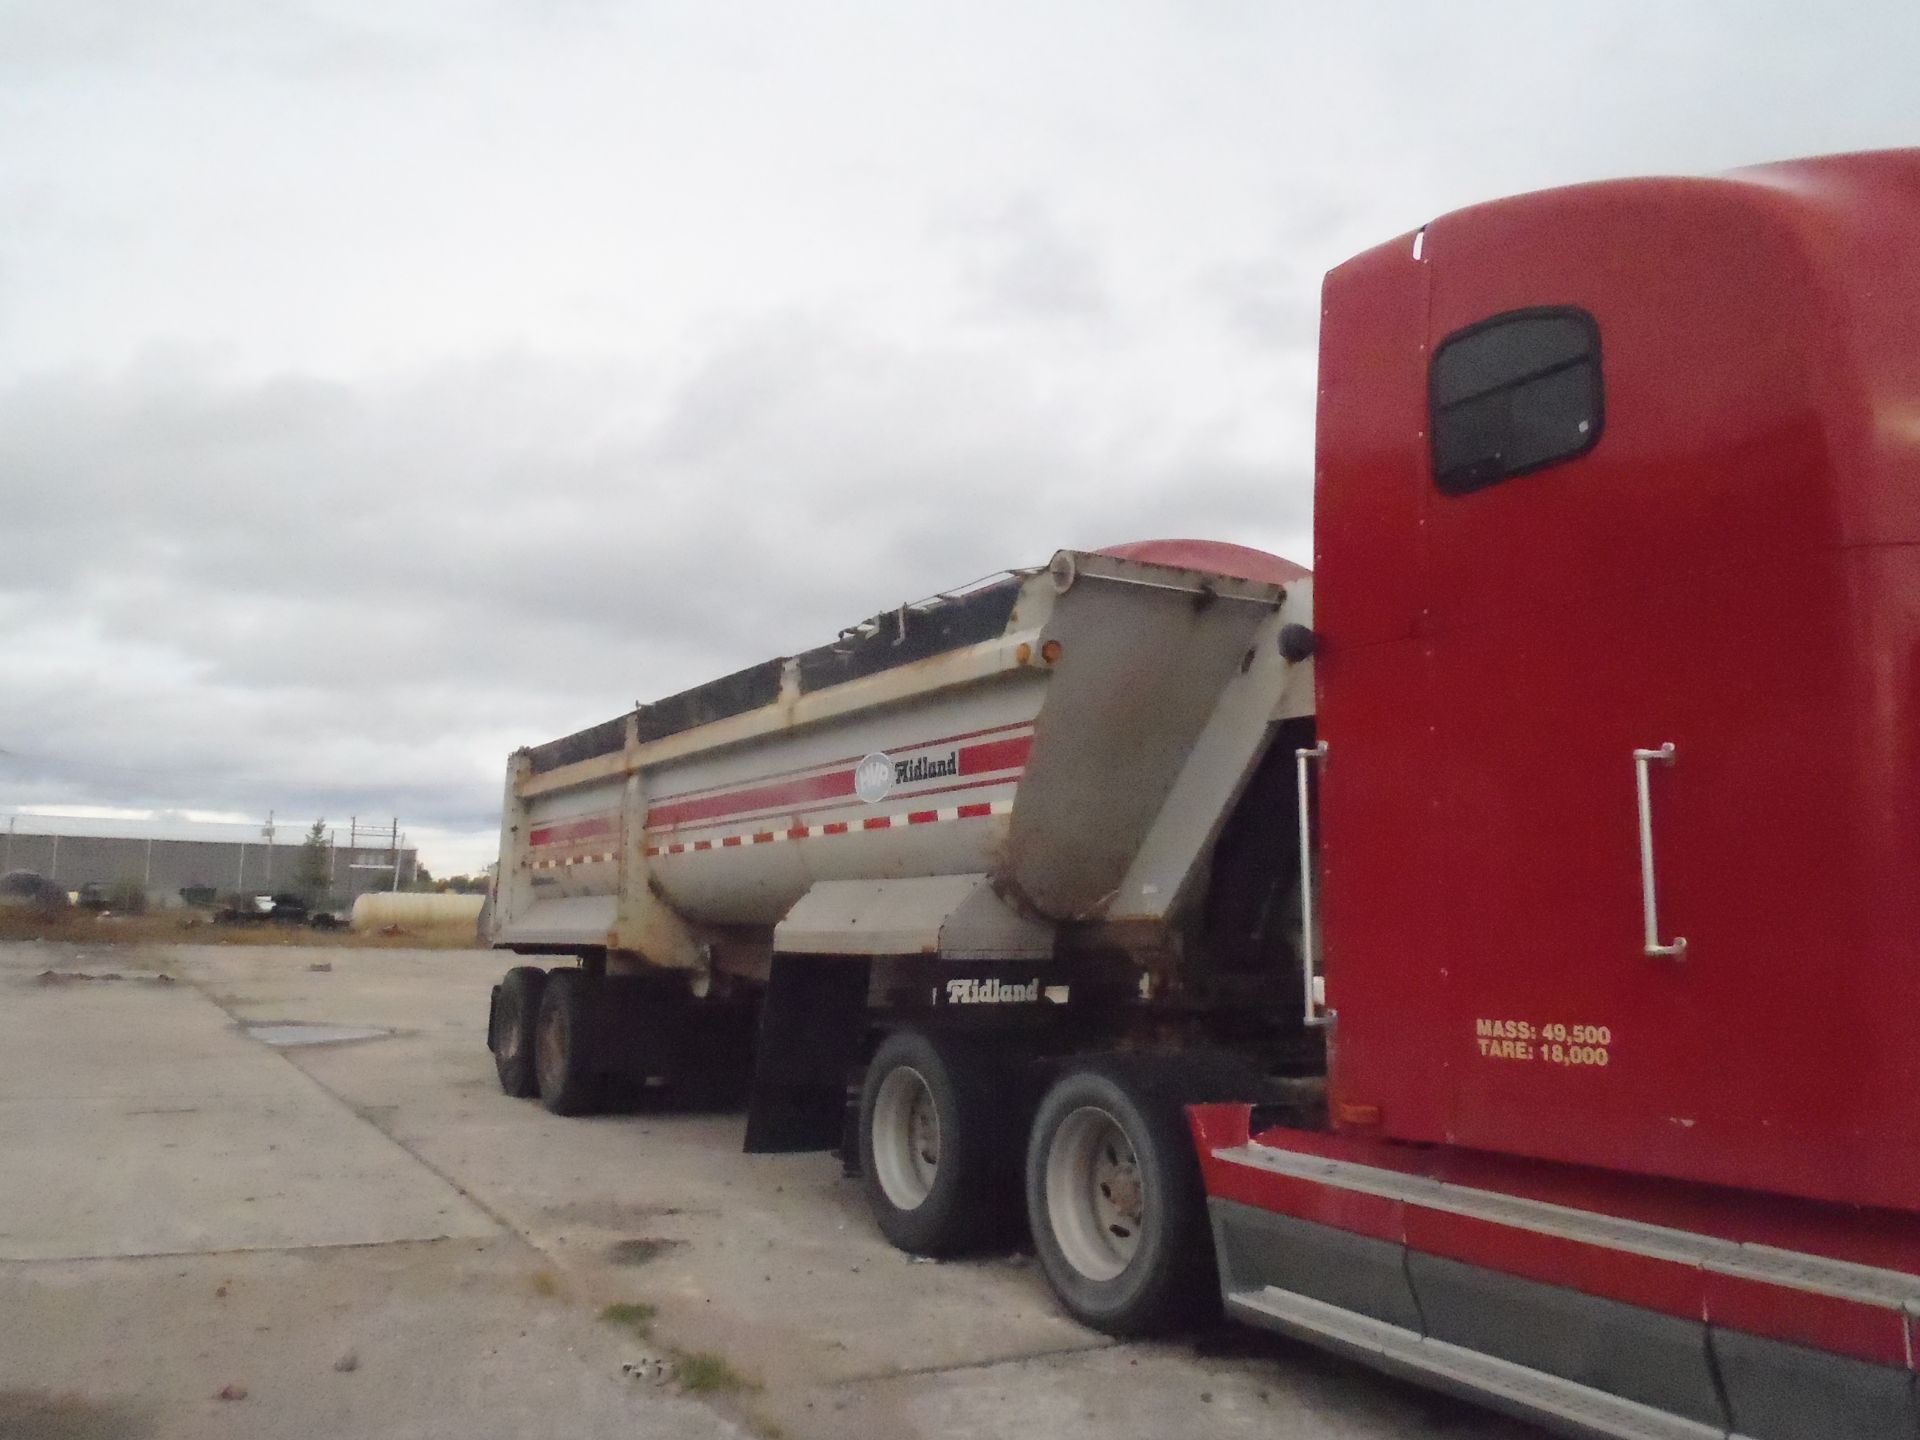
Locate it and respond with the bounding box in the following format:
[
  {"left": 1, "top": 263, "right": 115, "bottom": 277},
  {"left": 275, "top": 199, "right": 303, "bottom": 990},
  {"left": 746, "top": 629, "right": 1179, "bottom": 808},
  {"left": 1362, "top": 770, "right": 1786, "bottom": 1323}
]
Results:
[
  {"left": 671, "top": 1350, "right": 754, "bottom": 1394},
  {"left": 599, "top": 1301, "right": 658, "bottom": 1339}
]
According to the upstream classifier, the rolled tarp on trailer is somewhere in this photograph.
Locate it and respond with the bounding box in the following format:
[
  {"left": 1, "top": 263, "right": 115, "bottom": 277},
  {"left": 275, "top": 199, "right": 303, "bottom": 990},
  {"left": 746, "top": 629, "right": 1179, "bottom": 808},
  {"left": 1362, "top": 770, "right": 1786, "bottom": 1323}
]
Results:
[{"left": 351, "top": 891, "right": 486, "bottom": 933}]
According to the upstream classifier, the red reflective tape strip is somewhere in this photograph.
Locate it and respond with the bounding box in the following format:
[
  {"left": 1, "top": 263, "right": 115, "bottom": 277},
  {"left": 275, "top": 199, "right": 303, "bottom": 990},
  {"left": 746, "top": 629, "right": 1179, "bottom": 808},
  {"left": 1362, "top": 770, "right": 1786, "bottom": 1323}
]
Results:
[
  {"left": 862, "top": 816, "right": 890, "bottom": 831},
  {"left": 752, "top": 831, "right": 776, "bottom": 844},
  {"left": 908, "top": 810, "right": 938, "bottom": 825},
  {"left": 956, "top": 802, "right": 993, "bottom": 819},
  {"left": 786, "top": 826, "right": 808, "bottom": 840},
  {"left": 721, "top": 836, "right": 743, "bottom": 847},
  {"left": 693, "top": 840, "right": 712, "bottom": 851},
  {"left": 644, "top": 847, "right": 661, "bottom": 857},
  {"left": 959, "top": 735, "right": 1031, "bottom": 776},
  {"left": 822, "top": 822, "right": 848, "bottom": 835}
]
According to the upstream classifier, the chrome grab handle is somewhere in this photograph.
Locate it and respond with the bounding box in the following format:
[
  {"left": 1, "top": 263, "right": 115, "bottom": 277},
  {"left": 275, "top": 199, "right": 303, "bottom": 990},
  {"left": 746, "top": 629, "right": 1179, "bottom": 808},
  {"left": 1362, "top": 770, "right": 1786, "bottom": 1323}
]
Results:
[
  {"left": 1296, "top": 741, "right": 1332, "bottom": 1026},
  {"left": 1632, "top": 743, "right": 1687, "bottom": 960}
]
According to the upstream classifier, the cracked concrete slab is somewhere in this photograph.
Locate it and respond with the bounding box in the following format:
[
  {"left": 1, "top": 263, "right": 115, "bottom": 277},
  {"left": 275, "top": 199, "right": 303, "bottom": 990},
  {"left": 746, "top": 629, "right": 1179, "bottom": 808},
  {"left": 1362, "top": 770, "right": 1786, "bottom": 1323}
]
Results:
[{"left": 0, "top": 947, "right": 494, "bottom": 1260}]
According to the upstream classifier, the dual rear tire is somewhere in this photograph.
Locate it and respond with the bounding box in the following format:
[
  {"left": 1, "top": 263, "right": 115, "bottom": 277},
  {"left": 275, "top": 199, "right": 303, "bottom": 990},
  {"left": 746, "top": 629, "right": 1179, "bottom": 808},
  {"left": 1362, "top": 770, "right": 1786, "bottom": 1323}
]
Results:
[
  {"left": 489, "top": 966, "right": 547, "bottom": 1098},
  {"left": 1022, "top": 1062, "right": 1218, "bottom": 1336},
  {"left": 488, "top": 965, "right": 604, "bottom": 1114},
  {"left": 857, "top": 1029, "right": 1018, "bottom": 1256},
  {"left": 489, "top": 964, "right": 755, "bottom": 1116},
  {"left": 856, "top": 1030, "right": 1217, "bottom": 1335}
]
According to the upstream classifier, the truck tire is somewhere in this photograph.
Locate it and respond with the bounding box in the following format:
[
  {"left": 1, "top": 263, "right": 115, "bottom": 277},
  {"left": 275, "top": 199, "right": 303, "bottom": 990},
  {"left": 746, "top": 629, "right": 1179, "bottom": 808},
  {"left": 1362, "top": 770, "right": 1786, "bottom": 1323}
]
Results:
[
  {"left": 535, "top": 968, "right": 603, "bottom": 1116},
  {"left": 1025, "top": 1061, "right": 1217, "bottom": 1336},
  {"left": 859, "top": 1029, "right": 1012, "bottom": 1256},
  {"left": 490, "top": 966, "right": 547, "bottom": 1098}
]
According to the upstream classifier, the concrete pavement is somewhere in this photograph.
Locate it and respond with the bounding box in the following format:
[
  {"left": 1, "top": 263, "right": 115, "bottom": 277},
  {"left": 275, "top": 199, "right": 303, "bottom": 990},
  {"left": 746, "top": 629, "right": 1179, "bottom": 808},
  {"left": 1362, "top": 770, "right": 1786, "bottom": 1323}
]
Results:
[{"left": 0, "top": 939, "right": 1541, "bottom": 1440}]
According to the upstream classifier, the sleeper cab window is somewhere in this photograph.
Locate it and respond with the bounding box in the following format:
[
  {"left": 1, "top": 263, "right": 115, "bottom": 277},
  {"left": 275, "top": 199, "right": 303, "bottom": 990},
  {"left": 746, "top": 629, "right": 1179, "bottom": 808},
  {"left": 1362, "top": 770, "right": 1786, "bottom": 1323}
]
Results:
[{"left": 1430, "top": 307, "right": 1603, "bottom": 495}]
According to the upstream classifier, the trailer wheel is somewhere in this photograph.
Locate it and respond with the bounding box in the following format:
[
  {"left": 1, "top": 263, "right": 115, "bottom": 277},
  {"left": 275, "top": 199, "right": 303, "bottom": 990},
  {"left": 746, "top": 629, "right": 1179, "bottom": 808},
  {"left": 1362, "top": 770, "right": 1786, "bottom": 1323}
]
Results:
[
  {"left": 859, "top": 1029, "right": 1010, "bottom": 1256},
  {"left": 534, "top": 968, "right": 603, "bottom": 1116},
  {"left": 1025, "top": 1062, "right": 1215, "bottom": 1336},
  {"left": 490, "top": 966, "right": 547, "bottom": 1098}
]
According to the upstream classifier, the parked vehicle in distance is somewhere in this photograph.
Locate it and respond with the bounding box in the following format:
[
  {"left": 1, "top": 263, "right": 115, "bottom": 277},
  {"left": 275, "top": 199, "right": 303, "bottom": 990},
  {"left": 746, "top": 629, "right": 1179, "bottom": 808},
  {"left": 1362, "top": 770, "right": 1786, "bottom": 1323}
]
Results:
[
  {"left": 484, "top": 150, "right": 1920, "bottom": 1440},
  {"left": 214, "top": 893, "right": 310, "bottom": 925}
]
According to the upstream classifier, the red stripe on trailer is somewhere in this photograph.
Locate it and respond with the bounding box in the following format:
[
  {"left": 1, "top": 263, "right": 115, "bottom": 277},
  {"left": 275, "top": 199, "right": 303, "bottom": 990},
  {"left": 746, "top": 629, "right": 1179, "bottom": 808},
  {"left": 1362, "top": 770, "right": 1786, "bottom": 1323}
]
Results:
[
  {"left": 642, "top": 729, "right": 1033, "bottom": 832},
  {"left": 640, "top": 798, "right": 1012, "bottom": 861},
  {"left": 645, "top": 767, "right": 1006, "bottom": 833},
  {"left": 528, "top": 815, "right": 619, "bottom": 847},
  {"left": 644, "top": 768, "right": 856, "bottom": 829},
  {"left": 639, "top": 720, "right": 1034, "bottom": 806},
  {"left": 960, "top": 735, "right": 1031, "bottom": 775}
]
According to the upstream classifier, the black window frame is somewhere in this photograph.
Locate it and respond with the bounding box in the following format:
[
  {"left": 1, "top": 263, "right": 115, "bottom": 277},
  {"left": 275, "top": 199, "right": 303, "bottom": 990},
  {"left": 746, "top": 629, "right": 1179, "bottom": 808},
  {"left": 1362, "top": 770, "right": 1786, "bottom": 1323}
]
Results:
[{"left": 1428, "top": 305, "right": 1604, "bottom": 496}]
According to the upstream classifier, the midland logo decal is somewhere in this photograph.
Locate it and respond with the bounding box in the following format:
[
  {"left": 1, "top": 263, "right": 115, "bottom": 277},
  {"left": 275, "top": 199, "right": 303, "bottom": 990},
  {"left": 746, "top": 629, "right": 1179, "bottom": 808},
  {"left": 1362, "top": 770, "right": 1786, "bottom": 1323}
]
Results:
[
  {"left": 854, "top": 753, "right": 896, "bottom": 804},
  {"left": 855, "top": 749, "right": 961, "bottom": 804},
  {"left": 945, "top": 978, "right": 1040, "bottom": 1004}
]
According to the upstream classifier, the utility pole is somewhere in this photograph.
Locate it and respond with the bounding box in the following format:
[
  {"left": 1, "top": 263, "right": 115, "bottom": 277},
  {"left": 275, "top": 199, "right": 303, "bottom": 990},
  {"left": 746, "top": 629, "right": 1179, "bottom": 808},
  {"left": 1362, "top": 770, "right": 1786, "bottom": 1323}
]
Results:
[
  {"left": 263, "top": 810, "right": 275, "bottom": 889},
  {"left": 390, "top": 818, "right": 401, "bottom": 891},
  {"left": 49, "top": 832, "right": 59, "bottom": 883},
  {"left": 4, "top": 815, "right": 12, "bottom": 872}
]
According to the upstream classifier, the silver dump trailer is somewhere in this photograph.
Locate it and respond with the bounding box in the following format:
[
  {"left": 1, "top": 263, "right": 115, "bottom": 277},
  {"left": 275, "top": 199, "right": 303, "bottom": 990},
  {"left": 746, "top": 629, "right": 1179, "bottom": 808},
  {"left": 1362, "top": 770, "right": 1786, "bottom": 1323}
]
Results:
[{"left": 487, "top": 539, "right": 1321, "bottom": 1255}]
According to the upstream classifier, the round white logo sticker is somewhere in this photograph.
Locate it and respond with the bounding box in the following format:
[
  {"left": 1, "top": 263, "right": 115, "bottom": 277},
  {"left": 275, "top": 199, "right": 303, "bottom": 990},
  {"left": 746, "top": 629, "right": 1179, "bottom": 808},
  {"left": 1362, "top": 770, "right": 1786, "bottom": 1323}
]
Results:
[{"left": 854, "top": 752, "right": 895, "bottom": 805}]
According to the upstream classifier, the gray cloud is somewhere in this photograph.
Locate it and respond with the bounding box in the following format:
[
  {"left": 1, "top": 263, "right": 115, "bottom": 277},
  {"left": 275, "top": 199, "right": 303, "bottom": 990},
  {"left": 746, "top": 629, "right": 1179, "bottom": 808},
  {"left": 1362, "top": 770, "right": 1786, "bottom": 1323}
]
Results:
[
  {"left": 0, "top": 315, "right": 1312, "bottom": 859},
  {"left": 1, "top": 0, "right": 1913, "bottom": 869},
  {"left": 944, "top": 196, "right": 1111, "bottom": 323}
]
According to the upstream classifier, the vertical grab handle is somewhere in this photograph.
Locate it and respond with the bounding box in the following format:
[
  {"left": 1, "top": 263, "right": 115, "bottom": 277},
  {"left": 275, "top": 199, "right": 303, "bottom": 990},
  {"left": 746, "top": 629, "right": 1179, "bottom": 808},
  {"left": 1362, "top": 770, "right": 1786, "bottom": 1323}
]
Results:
[
  {"left": 1632, "top": 743, "right": 1687, "bottom": 960},
  {"left": 1296, "top": 741, "right": 1332, "bottom": 1026}
]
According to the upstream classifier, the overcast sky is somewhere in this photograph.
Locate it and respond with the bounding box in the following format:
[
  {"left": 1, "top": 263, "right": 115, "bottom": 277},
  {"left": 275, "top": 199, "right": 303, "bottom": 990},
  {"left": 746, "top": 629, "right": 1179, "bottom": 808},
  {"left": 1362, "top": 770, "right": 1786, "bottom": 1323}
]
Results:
[{"left": 1, "top": 1, "right": 1914, "bottom": 873}]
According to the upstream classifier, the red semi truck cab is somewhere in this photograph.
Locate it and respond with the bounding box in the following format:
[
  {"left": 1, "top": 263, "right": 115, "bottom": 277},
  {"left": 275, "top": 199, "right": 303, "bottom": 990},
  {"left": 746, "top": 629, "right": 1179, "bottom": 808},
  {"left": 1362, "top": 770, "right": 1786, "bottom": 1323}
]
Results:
[
  {"left": 1186, "top": 150, "right": 1920, "bottom": 1439},
  {"left": 1317, "top": 150, "right": 1920, "bottom": 1208}
]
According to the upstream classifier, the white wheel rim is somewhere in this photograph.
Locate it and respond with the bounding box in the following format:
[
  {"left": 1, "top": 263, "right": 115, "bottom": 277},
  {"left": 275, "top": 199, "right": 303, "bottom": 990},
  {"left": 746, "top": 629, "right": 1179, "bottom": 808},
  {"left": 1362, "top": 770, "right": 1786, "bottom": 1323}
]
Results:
[
  {"left": 872, "top": 1065, "right": 941, "bottom": 1210},
  {"left": 1045, "top": 1105, "right": 1143, "bottom": 1283}
]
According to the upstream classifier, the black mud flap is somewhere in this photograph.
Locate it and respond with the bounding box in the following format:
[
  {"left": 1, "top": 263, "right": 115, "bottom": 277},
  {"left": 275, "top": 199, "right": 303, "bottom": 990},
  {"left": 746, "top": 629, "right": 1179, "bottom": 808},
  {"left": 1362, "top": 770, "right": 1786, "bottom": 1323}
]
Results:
[{"left": 742, "top": 954, "right": 870, "bottom": 1153}]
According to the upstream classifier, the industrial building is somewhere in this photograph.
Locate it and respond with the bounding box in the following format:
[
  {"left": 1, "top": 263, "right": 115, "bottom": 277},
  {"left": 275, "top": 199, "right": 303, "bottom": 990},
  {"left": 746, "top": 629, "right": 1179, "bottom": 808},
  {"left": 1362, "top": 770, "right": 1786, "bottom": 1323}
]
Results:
[{"left": 0, "top": 817, "right": 417, "bottom": 907}]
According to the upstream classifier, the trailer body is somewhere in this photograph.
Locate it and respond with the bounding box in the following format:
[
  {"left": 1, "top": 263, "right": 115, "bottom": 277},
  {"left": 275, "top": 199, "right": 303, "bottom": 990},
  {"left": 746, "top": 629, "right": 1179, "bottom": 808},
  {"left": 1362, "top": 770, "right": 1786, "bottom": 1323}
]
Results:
[{"left": 492, "top": 541, "right": 1314, "bottom": 996}]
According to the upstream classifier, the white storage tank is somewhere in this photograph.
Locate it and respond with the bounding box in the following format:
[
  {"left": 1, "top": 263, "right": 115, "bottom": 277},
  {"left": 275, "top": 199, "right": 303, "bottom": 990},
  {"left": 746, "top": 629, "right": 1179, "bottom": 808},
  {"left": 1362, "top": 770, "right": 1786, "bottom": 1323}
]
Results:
[{"left": 350, "top": 891, "right": 486, "bottom": 935}]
